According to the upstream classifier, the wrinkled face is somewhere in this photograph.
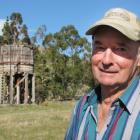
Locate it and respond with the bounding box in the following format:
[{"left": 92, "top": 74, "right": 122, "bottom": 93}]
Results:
[{"left": 91, "top": 27, "right": 140, "bottom": 87}]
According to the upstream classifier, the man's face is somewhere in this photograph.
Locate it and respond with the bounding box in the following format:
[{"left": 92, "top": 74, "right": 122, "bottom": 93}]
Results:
[{"left": 91, "top": 27, "right": 140, "bottom": 87}]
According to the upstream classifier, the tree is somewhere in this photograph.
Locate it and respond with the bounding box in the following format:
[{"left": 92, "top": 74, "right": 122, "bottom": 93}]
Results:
[
  {"left": 10, "top": 12, "right": 23, "bottom": 45},
  {"left": 20, "top": 24, "right": 31, "bottom": 45},
  {"left": 34, "top": 47, "right": 49, "bottom": 103},
  {"left": 2, "top": 12, "right": 31, "bottom": 46},
  {"left": 2, "top": 17, "right": 13, "bottom": 44},
  {"left": 54, "top": 25, "right": 92, "bottom": 98},
  {"left": 41, "top": 25, "right": 93, "bottom": 100},
  {"left": 34, "top": 25, "right": 47, "bottom": 45},
  {"left": 0, "top": 36, "right": 4, "bottom": 45},
  {"left": 2, "top": 13, "right": 93, "bottom": 101}
]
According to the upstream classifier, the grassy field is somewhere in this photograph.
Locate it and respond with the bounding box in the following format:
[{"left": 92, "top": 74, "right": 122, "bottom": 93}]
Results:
[{"left": 0, "top": 101, "right": 75, "bottom": 140}]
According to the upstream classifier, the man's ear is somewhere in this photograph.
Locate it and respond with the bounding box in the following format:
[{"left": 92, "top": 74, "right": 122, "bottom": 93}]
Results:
[
  {"left": 137, "top": 51, "right": 140, "bottom": 67},
  {"left": 137, "top": 54, "right": 140, "bottom": 67}
]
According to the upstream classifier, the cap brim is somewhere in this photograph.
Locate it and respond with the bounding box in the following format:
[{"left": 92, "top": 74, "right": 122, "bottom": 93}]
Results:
[{"left": 85, "top": 19, "right": 139, "bottom": 41}]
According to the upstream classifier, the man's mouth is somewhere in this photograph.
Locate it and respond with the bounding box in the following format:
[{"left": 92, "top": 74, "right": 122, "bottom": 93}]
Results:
[{"left": 99, "top": 68, "right": 118, "bottom": 73}]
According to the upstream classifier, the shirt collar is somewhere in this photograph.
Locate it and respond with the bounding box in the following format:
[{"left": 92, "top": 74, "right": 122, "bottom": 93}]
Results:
[
  {"left": 85, "top": 76, "right": 140, "bottom": 114},
  {"left": 119, "top": 76, "right": 140, "bottom": 114},
  {"left": 84, "top": 85, "right": 101, "bottom": 110}
]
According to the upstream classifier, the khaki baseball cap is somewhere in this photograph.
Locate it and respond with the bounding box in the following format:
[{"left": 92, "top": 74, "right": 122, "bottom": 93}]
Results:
[{"left": 86, "top": 8, "right": 140, "bottom": 41}]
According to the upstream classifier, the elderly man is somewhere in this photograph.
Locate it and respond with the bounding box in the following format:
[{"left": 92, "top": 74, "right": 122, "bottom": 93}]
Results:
[{"left": 65, "top": 8, "right": 140, "bottom": 140}]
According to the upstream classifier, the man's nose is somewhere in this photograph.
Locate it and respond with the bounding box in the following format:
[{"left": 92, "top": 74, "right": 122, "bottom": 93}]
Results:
[{"left": 102, "top": 48, "right": 113, "bottom": 66}]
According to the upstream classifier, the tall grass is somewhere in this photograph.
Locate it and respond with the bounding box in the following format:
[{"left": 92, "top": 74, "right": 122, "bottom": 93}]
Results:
[{"left": 0, "top": 101, "right": 75, "bottom": 140}]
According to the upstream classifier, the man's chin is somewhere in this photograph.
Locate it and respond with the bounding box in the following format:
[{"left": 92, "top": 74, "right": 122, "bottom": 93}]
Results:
[{"left": 97, "top": 79, "right": 117, "bottom": 87}]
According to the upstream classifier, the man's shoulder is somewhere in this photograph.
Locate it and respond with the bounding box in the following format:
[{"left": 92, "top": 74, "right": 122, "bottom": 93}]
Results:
[
  {"left": 75, "top": 88, "right": 97, "bottom": 109},
  {"left": 78, "top": 89, "right": 95, "bottom": 102}
]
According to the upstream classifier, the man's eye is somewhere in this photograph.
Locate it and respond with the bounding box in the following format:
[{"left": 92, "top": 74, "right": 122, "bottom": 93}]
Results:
[{"left": 115, "top": 47, "right": 127, "bottom": 52}]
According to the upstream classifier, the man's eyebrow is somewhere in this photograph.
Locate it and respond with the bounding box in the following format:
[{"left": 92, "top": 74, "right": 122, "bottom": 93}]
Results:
[
  {"left": 93, "top": 40, "right": 102, "bottom": 45},
  {"left": 116, "top": 42, "right": 127, "bottom": 47}
]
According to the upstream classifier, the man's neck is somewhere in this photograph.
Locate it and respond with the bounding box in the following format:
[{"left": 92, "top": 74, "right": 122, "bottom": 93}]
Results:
[
  {"left": 100, "top": 73, "right": 138, "bottom": 104},
  {"left": 100, "top": 85, "right": 126, "bottom": 105},
  {"left": 97, "top": 85, "right": 126, "bottom": 132}
]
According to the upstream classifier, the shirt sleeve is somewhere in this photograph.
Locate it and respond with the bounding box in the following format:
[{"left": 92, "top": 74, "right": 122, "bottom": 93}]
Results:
[{"left": 64, "top": 101, "right": 79, "bottom": 140}]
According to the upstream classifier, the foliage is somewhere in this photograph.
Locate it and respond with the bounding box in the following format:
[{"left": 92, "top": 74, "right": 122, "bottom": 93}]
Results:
[
  {"left": 32, "top": 24, "right": 47, "bottom": 45},
  {"left": 2, "top": 12, "right": 31, "bottom": 45},
  {"left": 20, "top": 24, "right": 31, "bottom": 45},
  {"left": 2, "top": 17, "right": 13, "bottom": 44},
  {"left": 1, "top": 12, "right": 94, "bottom": 103},
  {"left": 35, "top": 25, "right": 94, "bottom": 102}
]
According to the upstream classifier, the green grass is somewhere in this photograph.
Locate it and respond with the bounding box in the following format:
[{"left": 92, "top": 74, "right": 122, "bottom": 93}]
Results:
[{"left": 0, "top": 101, "right": 75, "bottom": 140}]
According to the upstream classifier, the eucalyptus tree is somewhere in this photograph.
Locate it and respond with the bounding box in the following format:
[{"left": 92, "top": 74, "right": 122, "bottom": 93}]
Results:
[
  {"left": 2, "top": 12, "right": 30, "bottom": 46},
  {"left": 20, "top": 24, "right": 31, "bottom": 45},
  {"left": 2, "top": 17, "right": 13, "bottom": 44},
  {"left": 0, "top": 36, "right": 4, "bottom": 45},
  {"left": 54, "top": 25, "right": 92, "bottom": 98},
  {"left": 34, "top": 25, "right": 47, "bottom": 45},
  {"left": 10, "top": 12, "right": 23, "bottom": 45},
  {"left": 42, "top": 25, "right": 92, "bottom": 100}
]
